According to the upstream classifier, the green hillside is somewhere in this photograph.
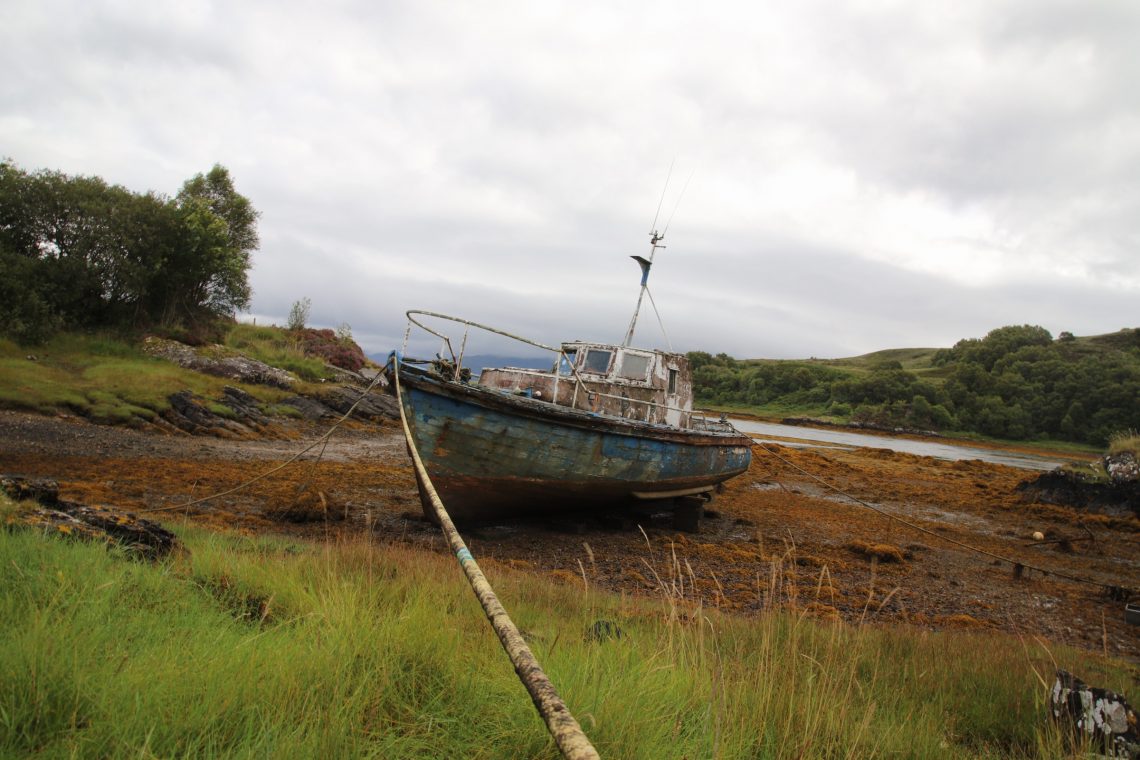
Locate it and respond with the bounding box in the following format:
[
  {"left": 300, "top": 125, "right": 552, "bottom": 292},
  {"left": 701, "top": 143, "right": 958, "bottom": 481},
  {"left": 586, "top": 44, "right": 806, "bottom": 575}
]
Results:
[
  {"left": 821, "top": 346, "right": 942, "bottom": 370},
  {"left": 0, "top": 325, "right": 360, "bottom": 425},
  {"left": 691, "top": 325, "right": 1140, "bottom": 446}
]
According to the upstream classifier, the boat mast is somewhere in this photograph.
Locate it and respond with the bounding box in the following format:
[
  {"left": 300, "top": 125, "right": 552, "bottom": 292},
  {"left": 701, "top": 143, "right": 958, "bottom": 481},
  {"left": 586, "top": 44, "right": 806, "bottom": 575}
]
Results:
[{"left": 621, "top": 231, "right": 664, "bottom": 347}]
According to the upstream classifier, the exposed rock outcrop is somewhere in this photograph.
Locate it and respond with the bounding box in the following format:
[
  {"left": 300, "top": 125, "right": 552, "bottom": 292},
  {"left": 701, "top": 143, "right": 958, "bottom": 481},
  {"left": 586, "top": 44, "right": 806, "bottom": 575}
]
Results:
[
  {"left": 157, "top": 384, "right": 397, "bottom": 438},
  {"left": 309, "top": 384, "right": 398, "bottom": 422},
  {"left": 143, "top": 336, "right": 297, "bottom": 388},
  {"left": 1018, "top": 453, "right": 1140, "bottom": 519},
  {"left": 139, "top": 337, "right": 397, "bottom": 436},
  {"left": 161, "top": 386, "right": 287, "bottom": 438},
  {"left": 2, "top": 475, "right": 180, "bottom": 559}
]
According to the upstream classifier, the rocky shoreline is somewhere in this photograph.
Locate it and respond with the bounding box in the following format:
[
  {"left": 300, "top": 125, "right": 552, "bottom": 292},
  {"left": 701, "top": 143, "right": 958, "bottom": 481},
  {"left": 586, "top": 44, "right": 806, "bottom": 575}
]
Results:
[{"left": 95, "top": 337, "right": 403, "bottom": 438}]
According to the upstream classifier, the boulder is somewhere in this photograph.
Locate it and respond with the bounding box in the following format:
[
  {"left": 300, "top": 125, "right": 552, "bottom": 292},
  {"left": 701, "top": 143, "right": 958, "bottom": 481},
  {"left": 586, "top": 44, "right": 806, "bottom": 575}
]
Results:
[
  {"left": 1051, "top": 669, "right": 1139, "bottom": 759},
  {"left": 142, "top": 336, "right": 297, "bottom": 388},
  {"left": 1018, "top": 458, "right": 1140, "bottom": 519},
  {"left": 2, "top": 475, "right": 180, "bottom": 560},
  {"left": 1106, "top": 452, "right": 1140, "bottom": 484}
]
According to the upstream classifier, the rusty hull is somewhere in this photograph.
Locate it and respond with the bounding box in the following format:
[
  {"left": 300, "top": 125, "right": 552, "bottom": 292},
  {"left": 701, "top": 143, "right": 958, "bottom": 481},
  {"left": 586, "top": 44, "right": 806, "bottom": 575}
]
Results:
[{"left": 393, "top": 363, "right": 753, "bottom": 521}]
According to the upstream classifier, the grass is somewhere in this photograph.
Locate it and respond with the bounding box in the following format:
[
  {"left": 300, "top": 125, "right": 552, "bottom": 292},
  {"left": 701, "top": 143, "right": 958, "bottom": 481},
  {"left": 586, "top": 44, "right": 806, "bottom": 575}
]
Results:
[
  {"left": 224, "top": 323, "right": 337, "bottom": 382},
  {"left": 815, "top": 347, "right": 945, "bottom": 374},
  {"left": 0, "top": 332, "right": 294, "bottom": 424},
  {"left": 1108, "top": 429, "right": 1139, "bottom": 457},
  {"left": 2, "top": 494, "right": 1131, "bottom": 758}
]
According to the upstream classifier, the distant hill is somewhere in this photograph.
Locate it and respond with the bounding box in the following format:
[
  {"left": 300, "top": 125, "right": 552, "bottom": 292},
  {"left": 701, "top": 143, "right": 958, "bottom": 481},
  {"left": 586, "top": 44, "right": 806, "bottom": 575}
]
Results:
[
  {"left": 786, "top": 347, "right": 948, "bottom": 380},
  {"left": 689, "top": 326, "right": 1140, "bottom": 445}
]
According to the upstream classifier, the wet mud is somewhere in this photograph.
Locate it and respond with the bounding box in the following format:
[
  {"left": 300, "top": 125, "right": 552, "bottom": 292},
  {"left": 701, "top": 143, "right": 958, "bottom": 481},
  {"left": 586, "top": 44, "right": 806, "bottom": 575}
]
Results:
[{"left": 1, "top": 410, "right": 1137, "bottom": 658}]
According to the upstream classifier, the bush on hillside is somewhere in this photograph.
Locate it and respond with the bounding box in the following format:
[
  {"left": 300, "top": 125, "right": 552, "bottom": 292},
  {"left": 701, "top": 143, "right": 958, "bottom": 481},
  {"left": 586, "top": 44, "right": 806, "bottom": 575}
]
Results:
[{"left": 297, "top": 328, "right": 366, "bottom": 373}]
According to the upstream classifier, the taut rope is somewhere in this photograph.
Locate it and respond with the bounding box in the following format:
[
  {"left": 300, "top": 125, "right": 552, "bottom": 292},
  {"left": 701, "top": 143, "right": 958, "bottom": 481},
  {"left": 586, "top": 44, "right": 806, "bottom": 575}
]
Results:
[{"left": 391, "top": 354, "right": 600, "bottom": 760}]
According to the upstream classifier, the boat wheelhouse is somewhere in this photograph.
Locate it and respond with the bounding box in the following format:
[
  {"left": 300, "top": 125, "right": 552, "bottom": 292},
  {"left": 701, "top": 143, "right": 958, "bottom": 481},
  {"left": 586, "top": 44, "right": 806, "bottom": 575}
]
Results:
[{"left": 479, "top": 342, "right": 693, "bottom": 428}]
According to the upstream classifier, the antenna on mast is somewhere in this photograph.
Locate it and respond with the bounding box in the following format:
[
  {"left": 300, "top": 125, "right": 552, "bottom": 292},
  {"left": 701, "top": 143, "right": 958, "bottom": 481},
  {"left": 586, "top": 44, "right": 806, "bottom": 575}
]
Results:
[
  {"left": 623, "top": 165, "right": 689, "bottom": 349},
  {"left": 622, "top": 230, "right": 667, "bottom": 348}
]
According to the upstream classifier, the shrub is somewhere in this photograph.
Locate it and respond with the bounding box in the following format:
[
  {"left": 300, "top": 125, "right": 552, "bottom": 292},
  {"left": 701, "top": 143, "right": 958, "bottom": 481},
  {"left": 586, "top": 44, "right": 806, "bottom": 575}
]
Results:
[
  {"left": 298, "top": 328, "right": 366, "bottom": 373},
  {"left": 287, "top": 297, "right": 311, "bottom": 331}
]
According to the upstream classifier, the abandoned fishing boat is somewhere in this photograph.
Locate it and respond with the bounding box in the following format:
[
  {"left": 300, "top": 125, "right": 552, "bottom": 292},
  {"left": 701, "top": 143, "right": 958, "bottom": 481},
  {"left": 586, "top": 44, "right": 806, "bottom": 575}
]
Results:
[{"left": 385, "top": 232, "right": 754, "bottom": 521}]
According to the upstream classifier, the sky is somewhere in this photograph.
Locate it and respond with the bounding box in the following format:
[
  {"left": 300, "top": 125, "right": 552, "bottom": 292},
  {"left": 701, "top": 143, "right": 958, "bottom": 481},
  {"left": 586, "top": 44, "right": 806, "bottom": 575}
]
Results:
[{"left": 3, "top": 0, "right": 1138, "bottom": 360}]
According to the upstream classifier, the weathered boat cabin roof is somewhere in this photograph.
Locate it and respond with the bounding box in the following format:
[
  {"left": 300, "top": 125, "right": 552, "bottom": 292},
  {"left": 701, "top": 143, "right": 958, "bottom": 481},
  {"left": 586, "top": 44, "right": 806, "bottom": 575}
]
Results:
[
  {"left": 558, "top": 341, "right": 684, "bottom": 383},
  {"left": 478, "top": 341, "right": 694, "bottom": 426}
]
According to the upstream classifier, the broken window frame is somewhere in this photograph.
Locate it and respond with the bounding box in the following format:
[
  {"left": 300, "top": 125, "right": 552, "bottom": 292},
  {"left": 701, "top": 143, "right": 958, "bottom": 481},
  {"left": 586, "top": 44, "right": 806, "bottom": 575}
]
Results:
[
  {"left": 583, "top": 349, "right": 613, "bottom": 375},
  {"left": 617, "top": 352, "right": 651, "bottom": 381}
]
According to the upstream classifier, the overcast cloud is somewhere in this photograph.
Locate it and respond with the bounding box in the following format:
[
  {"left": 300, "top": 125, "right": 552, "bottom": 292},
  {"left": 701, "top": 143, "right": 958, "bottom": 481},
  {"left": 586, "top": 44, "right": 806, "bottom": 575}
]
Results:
[{"left": 3, "top": 0, "right": 1137, "bottom": 359}]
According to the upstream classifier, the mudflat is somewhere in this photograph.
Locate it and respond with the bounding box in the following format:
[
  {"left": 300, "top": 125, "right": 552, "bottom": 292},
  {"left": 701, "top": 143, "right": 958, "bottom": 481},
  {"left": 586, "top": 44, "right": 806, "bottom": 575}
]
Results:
[{"left": 2, "top": 409, "right": 1136, "bottom": 658}]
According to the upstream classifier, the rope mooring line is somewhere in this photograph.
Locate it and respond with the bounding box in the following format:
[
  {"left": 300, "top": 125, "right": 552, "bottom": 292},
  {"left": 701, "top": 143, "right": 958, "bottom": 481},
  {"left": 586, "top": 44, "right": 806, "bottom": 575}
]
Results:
[
  {"left": 391, "top": 354, "right": 600, "bottom": 760},
  {"left": 141, "top": 371, "right": 386, "bottom": 514},
  {"left": 756, "top": 442, "right": 1134, "bottom": 597}
]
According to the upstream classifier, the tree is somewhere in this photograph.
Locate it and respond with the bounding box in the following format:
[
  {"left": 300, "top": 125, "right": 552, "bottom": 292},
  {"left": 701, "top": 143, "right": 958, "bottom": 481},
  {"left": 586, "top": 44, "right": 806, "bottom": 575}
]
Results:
[
  {"left": 168, "top": 164, "right": 258, "bottom": 321},
  {"left": 0, "top": 245, "right": 60, "bottom": 344},
  {"left": 0, "top": 160, "right": 259, "bottom": 341},
  {"left": 176, "top": 165, "right": 259, "bottom": 256},
  {"left": 288, "top": 297, "right": 311, "bottom": 331}
]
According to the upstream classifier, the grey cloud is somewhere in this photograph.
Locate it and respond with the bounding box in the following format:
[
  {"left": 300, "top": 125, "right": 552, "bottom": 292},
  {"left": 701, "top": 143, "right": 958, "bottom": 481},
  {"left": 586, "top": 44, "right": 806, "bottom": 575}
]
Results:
[{"left": 3, "top": 0, "right": 1136, "bottom": 364}]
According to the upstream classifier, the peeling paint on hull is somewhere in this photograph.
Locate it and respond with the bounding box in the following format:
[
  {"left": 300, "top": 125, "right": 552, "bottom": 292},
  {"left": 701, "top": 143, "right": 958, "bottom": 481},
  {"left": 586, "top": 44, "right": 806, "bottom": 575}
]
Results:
[{"left": 394, "top": 365, "right": 753, "bottom": 520}]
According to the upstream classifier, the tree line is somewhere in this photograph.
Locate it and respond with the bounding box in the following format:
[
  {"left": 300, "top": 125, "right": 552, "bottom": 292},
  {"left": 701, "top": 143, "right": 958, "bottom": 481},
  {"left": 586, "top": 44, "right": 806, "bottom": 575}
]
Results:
[
  {"left": 0, "top": 160, "right": 258, "bottom": 344},
  {"left": 689, "top": 324, "right": 1140, "bottom": 445}
]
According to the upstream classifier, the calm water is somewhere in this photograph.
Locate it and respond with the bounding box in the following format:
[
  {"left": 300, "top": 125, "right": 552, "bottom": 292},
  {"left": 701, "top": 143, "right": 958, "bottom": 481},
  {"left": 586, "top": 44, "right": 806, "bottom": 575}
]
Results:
[{"left": 728, "top": 419, "right": 1067, "bottom": 471}]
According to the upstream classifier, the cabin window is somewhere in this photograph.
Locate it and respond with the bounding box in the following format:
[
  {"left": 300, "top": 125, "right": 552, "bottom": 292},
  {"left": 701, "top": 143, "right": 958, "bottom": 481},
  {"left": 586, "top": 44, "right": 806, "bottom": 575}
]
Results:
[
  {"left": 558, "top": 349, "right": 577, "bottom": 376},
  {"left": 668, "top": 368, "right": 678, "bottom": 394},
  {"left": 617, "top": 353, "right": 650, "bottom": 380},
  {"left": 583, "top": 349, "right": 612, "bottom": 374}
]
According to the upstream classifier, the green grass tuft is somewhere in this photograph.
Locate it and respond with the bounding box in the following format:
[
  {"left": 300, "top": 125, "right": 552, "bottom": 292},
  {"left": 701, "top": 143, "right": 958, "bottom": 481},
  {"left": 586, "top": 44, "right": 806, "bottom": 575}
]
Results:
[
  {"left": 225, "top": 323, "right": 337, "bottom": 382},
  {"left": 1108, "top": 430, "right": 1139, "bottom": 457}
]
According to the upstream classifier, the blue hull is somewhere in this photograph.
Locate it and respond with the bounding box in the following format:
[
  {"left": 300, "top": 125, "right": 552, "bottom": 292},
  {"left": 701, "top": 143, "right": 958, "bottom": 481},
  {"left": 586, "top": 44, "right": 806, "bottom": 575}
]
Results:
[{"left": 394, "top": 365, "right": 753, "bottom": 519}]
